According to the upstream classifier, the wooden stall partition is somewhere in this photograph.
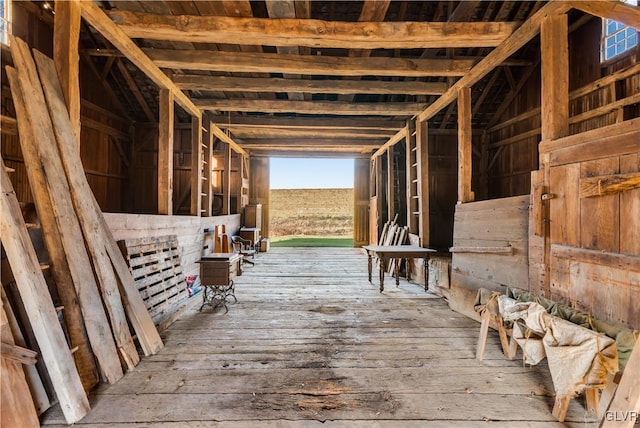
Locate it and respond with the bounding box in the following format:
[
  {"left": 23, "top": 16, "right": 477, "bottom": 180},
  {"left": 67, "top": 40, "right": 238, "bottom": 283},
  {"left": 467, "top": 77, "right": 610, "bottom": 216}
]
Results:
[
  {"left": 353, "top": 158, "right": 369, "bottom": 247},
  {"left": 538, "top": 118, "right": 640, "bottom": 329},
  {"left": 449, "top": 195, "right": 530, "bottom": 320},
  {"left": 249, "top": 157, "right": 270, "bottom": 238}
]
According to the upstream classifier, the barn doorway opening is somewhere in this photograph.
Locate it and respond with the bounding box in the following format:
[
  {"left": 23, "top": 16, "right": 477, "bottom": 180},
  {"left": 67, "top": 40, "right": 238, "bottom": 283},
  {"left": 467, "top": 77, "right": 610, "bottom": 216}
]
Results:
[{"left": 269, "top": 157, "right": 354, "bottom": 247}]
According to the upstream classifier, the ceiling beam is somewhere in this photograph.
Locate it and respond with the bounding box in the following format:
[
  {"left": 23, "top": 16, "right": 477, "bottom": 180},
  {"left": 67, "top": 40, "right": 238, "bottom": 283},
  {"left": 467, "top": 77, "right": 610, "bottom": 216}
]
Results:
[
  {"left": 371, "top": 127, "right": 407, "bottom": 158},
  {"left": 109, "top": 10, "right": 519, "bottom": 49},
  {"left": 195, "top": 99, "right": 427, "bottom": 116},
  {"left": 240, "top": 138, "right": 384, "bottom": 147},
  {"left": 417, "top": 1, "right": 572, "bottom": 122},
  {"left": 174, "top": 75, "right": 448, "bottom": 95},
  {"left": 210, "top": 115, "right": 405, "bottom": 131},
  {"left": 229, "top": 127, "right": 395, "bottom": 139},
  {"left": 570, "top": 0, "right": 640, "bottom": 30},
  {"left": 77, "top": 1, "right": 200, "bottom": 117},
  {"left": 146, "top": 49, "right": 474, "bottom": 77},
  {"left": 248, "top": 149, "right": 370, "bottom": 158}
]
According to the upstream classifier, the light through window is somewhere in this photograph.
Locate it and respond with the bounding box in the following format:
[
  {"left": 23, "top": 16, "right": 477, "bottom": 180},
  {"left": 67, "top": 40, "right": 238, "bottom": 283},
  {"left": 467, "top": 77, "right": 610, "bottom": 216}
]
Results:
[
  {"left": 602, "top": 0, "right": 638, "bottom": 61},
  {"left": 0, "top": 0, "right": 10, "bottom": 45}
]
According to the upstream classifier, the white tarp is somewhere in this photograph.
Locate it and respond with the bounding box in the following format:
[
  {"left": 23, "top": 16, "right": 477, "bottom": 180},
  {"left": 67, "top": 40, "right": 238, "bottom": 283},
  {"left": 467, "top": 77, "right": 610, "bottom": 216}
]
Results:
[{"left": 498, "top": 296, "right": 619, "bottom": 398}]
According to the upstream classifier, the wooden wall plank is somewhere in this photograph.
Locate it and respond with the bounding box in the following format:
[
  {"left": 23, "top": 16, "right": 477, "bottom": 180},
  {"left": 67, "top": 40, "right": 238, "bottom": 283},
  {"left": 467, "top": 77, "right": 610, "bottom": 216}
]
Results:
[
  {"left": 620, "top": 154, "right": 640, "bottom": 256},
  {"left": 158, "top": 88, "right": 174, "bottom": 215},
  {"left": 549, "top": 164, "right": 580, "bottom": 247},
  {"left": 580, "top": 158, "right": 620, "bottom": 252},
  {"left": 202, "top": 120, "right": 213, "bottom": 217},
  {"left": 222, "top": 143, "right": 231, "bottom": 216}
]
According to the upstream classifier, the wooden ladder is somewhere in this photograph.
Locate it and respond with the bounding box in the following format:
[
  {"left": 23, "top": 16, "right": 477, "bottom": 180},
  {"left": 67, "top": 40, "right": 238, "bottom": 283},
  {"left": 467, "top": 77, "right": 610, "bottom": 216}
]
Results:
[{"left": 405, "top": 121, "right": 419, "bottom": 234}]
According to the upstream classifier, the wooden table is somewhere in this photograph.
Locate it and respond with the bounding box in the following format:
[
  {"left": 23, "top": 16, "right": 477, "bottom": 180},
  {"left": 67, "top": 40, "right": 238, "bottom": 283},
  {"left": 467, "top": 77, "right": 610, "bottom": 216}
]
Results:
[{"left": 362, "top": 245, "right": 436, "bottom": 292}]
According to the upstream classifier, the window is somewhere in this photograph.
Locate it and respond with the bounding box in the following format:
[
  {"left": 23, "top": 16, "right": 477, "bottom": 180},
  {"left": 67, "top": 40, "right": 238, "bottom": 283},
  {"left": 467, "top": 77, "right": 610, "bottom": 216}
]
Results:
[
  {"left": 0, "top": 0, "right": 10, "bottom": 45},
  {"left": 602, "top": 0, "right": 638, "bottom": 61}
]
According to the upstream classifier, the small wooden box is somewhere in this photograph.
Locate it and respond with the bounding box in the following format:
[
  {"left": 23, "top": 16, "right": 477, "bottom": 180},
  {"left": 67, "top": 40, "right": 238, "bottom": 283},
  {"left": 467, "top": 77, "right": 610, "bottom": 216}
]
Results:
[
  {"left": 260, "top": 238, "right": 270, "bottom": 252},
  {"left": 198, "top": 253, "right": 240, "bottom": 286},
  {"left": 244, "top": 204, "right": 262, "bottom": 229}
]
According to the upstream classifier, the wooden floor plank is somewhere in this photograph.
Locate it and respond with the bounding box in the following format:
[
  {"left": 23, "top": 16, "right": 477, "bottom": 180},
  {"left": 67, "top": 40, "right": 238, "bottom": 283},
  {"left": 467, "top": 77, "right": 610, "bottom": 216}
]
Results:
[{"left": 42, "top": 248, "right": 597, "bottom": 427}]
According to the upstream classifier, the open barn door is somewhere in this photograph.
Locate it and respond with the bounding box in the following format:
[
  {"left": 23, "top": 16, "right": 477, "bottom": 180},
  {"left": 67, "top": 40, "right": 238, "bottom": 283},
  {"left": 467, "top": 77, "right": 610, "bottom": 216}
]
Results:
[{"left": 353, "top": 158, "right": 370, "bottom": 247}]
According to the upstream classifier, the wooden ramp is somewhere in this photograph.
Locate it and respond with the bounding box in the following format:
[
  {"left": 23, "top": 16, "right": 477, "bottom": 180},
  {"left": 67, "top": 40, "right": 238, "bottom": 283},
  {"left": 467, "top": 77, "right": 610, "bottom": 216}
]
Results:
[{"left": 42, "top": 247, "right": 597, "bottom": 427}]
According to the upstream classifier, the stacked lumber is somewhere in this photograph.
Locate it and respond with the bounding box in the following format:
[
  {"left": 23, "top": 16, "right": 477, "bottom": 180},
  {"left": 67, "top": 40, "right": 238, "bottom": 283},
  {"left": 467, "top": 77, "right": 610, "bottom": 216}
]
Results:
[{"left": 2, "top": 36, "right": 163, "bottom": 423}]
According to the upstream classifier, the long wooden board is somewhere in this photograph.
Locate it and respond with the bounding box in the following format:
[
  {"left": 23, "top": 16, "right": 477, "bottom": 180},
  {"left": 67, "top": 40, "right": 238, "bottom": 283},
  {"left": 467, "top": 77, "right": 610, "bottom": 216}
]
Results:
[
  {"left": 33, "top": 50, "right": 140, "bottom": 370},
  {"left": 8, "top": 37, "right": 123, "bottom": 383},
  {"left": 29, "top": 48, "right": 163, "bottom": 357},
  {"left": 0, "top": 155, "right": 89, "bottom": 424}
]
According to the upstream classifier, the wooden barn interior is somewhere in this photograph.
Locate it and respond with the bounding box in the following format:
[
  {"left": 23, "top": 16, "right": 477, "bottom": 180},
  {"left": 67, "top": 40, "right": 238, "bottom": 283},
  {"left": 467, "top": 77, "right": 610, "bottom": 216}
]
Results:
[{"left": 1, "top": 0, "right": 639, "bottom": 426}]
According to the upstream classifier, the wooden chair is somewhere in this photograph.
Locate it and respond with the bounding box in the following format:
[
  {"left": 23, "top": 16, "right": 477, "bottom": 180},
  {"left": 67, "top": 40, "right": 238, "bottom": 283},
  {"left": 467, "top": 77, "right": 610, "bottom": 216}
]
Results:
[{"left": 231, "top": 235, "right": 256, "bottom": 265}]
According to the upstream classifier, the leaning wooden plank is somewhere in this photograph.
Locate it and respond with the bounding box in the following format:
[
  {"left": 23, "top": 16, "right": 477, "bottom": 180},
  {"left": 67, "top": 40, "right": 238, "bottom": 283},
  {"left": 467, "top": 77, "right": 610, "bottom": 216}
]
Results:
[
  {"left": 0, "top": 155, "right": 89, "bottom": 424},
  {"left": 5, "top": 67, "right": 99, "bottom": 392},
  {"left": 31, "top": 49, "right": 162, "bottom": 356},
  {"left": 1, "top": 288, "right": 51, "bottom": 414},
  {"left": 602, "top": 339, "right": 640, "bottom": 428},
  {"left": 8, "top": 37, "right": 123, "bottom": 383},
  {"left": 0, "top": 298, "right": 39, "bottom": 428},
  {"left": 33, "top": 50, "right": 139, "bottom": 370}
]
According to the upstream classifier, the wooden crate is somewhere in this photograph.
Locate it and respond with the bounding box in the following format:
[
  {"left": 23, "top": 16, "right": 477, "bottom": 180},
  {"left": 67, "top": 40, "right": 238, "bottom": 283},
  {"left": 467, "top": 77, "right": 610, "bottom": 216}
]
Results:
[{"left": 118, "top": 235, "right": 189, "bottom": 323}]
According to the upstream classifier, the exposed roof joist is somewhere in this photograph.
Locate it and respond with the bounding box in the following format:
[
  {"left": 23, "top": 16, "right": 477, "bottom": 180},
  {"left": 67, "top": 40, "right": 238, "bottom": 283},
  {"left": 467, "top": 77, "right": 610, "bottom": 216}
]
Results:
[
  {"left": 195, "top": 99, "right": 427, "bottom": 116},
  {"left": 145, "top": 49, "right": 475, "bottom": 77},
  {"left": 109, "top": 11, "right": 520, "bottom": 49},
  {"left": 417, "top": 1, "right": 572, "bottom": 122},
  {"left": 210, "top": 115, "right": 405, "bottom": 131},
  {"left": 174, "top": 75, "right": 449, "bottom": 96}
]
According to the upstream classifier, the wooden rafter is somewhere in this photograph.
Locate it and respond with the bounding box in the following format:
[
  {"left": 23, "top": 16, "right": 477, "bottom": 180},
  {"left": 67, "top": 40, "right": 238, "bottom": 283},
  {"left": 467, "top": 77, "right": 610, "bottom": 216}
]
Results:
[
  {"left": 210, "top": 115, "right": 405, "bottom": 131},
  {"left": 229, "top": 127, "right": 395, "bottom": 140},
  {"left": 174, "top": 75, "right": 448, "bottom": 95},
  {"left": 417, "top": 1, "right": 572, "bottom": 122},
  {"left": 194, "top": 99, "right": 427, "bottom": 116},
  {"left": 115, "top": 59, "right": 155, "bottom": 122},
  {"left": 77, "top": 0, "right": 199, "bottom": 116},
  {"left": 146, "top": 49, "right": 475, "bottom": 77},
  {"left": 109, "top": 11, "right": 519, "bottom": 49},
  {"left": 570, "top": 0, "right": 640, "bottom": 30}
]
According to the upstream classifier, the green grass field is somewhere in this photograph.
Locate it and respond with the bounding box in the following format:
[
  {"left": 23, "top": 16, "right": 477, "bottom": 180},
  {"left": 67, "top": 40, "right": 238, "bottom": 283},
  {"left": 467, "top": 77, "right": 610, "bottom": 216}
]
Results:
[{"left": 270, "top": 236, "right": 354, "bottom": 247}]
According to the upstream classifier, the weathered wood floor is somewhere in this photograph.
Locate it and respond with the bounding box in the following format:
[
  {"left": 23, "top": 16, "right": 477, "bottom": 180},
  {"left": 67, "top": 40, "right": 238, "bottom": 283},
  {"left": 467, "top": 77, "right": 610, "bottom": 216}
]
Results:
[{"left": 43, "top": 247, "right": 597, "bottom": 427}]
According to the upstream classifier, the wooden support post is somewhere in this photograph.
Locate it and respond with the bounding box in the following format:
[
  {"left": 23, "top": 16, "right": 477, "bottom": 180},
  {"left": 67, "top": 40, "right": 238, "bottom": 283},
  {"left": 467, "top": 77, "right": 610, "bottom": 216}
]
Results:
[
  {"left": 222, "top": 142, "right": 231, "bottom": 216},
  {"left": 0, "top": 155, "right": 90, "bottom": 424},
  {"left": 190, "top": 115, "right": 203, "bottom": 216},
  {"left": 158, "top": 88, "right": 174, "bottom": 215},
  {"left": 53, "top": 1, "right": 81, "bottom": 147},
  {"left": 540, "top": 12, "right": 568, "bottom": 298},
  {"left": 541, "top": 14, "right": 569, "bottom": 142},
  {"left": 585, "top": 387, "right": 600, "bottom": 417},
  {"left": 416, "top": 119, "right": 430, "bottom": 247},
  {"left": 457, "top": 86, "right": 474, "bottom": 203},
  {"left": 387, "top": 146, "right": 395, "bottom": 220},
  {"left": 405, "top": 120, "right": 416, "bottom": 233},
  {"left": 202, "top": 120, "right": 213, "bottom": 216}
]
